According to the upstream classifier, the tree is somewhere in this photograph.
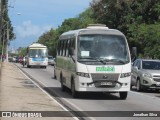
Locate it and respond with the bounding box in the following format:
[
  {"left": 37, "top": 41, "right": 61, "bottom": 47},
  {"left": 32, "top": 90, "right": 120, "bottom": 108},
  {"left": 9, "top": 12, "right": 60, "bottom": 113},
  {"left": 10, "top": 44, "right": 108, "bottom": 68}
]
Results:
[
  {"left": 90, "top": 0, "right": 160, "bottom": 58},
  {"left": 133, "top": 23, "right": 160, "bottom": 59},
  {"left": 37, "top": 7, "right": 95, "bottom": 57},
  {"left": 18, "top": 47, "right": 27, "bottom": 56},
  {"left": 38, "top": 28, "right": 58, "bottom": 57},
  {"left": 0, "top": 0, "right": 15, "bottom": 55},
  {"left": 78, "top": 8, "right": 96, "bottom": 28}
]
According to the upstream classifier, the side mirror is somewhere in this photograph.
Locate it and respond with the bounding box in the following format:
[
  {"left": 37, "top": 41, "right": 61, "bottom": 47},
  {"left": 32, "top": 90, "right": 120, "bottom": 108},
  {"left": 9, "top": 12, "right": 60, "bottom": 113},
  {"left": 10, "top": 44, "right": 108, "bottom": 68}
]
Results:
[{"left": 133, "top": 66, "right": 138, "bottom": 70}]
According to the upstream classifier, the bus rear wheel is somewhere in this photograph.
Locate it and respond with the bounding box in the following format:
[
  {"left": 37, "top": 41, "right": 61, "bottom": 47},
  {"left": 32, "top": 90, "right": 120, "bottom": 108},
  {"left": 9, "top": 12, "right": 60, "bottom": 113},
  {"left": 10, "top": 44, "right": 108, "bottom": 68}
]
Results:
[
  {"left": 60, "top": 75, "right": 66, "bottom": 92},
  {"left": 71, "top": 80, "right": 79, "bottom": 98},
  {"left": 119, "top": 92, "right": 128, "bottom": 100}
]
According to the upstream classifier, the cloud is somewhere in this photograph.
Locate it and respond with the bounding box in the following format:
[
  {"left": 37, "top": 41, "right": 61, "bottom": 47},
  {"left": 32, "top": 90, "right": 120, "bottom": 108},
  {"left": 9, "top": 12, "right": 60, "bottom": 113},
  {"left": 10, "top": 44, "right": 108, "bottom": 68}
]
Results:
[{"left": 15, "top": 20, "right": 52, "bottom": 38}]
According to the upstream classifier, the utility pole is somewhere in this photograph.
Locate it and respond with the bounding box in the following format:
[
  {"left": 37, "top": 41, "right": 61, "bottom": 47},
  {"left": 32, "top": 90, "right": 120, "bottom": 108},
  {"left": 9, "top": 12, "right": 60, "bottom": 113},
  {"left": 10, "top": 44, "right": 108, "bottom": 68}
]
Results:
[
  {"left": 1, "top": 26, "right": 5, "bottom": 61},
  {"left": 1, "top": 0, "right": 10, "bottom": 62},
  {"left": 6, "top": 22, "right": 9, "bottom": 62},
  {"left": 0, "top": 0, "right": 4, "bottom": 62},
  {"left": 0, "top": 0, "right": 3, "bottom": 41},
  {"left": 0, "top": 0, "right": 4, "bottom": 37}
]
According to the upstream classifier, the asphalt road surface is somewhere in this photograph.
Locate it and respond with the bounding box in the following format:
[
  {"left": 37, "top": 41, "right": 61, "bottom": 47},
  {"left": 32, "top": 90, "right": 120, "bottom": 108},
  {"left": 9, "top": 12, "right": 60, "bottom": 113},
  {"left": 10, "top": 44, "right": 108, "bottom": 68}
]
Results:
[{"left": 15, "top": 63, "right": 160, "bottom": 120}]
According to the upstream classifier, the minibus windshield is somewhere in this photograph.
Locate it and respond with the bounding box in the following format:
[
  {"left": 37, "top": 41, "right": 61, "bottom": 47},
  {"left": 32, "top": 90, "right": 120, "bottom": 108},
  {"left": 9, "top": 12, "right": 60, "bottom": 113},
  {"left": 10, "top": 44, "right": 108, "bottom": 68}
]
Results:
[
  {"left": 29, "top": 49, "right": 48, "bottom": 58},
  {"left": 77, "top": 35, "right": 130, "bottom": 64}
]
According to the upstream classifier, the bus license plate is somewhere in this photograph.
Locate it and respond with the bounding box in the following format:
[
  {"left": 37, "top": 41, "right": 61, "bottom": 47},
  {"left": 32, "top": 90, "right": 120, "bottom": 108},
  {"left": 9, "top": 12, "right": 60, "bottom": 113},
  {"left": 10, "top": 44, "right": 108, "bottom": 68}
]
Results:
[
  {"left": 101, "top": 82, "right": 112, "bottom": 86},
  {"left": 36, "top": 62, "right": 40, "bottom": 65}
]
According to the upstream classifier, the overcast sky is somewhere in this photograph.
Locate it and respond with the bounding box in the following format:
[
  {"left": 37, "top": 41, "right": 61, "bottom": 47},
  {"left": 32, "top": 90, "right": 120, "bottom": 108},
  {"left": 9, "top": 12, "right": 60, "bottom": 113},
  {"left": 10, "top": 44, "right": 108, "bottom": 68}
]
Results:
[{"left": 8, "top": 0, "right": 92, "bottom": 50}]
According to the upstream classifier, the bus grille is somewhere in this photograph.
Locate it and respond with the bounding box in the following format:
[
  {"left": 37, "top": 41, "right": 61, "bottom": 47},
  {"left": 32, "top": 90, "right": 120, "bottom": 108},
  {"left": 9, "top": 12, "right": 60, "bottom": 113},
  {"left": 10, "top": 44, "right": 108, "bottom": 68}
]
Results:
[{"left": 91, "top": 73, "right": 120, "bottom": 88}]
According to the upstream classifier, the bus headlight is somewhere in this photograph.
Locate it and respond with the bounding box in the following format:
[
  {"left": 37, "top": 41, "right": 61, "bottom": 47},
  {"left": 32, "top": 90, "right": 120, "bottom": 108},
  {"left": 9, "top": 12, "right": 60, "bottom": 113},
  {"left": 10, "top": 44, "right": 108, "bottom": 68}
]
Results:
[
  {"left": 76, "top": 72, "right": 90, "bottom": 78},
  {"left": 120, "top": 72, "right": 131, "bottom": 78}
]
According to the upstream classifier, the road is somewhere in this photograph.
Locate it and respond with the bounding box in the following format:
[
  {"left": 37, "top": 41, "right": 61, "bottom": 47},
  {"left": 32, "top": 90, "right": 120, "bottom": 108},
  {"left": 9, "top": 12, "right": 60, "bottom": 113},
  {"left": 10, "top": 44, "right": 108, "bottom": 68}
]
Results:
[{"left": 15, "top": 63, "right": 160, "bottom": 120}]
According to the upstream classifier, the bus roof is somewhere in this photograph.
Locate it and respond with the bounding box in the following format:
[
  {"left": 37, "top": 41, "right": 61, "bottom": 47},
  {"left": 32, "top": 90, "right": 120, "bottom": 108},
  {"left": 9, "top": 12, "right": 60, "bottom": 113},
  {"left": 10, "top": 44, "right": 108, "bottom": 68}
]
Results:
[
  {"left": 59, "top": 25, "right": 124, "bottom": 40},
  {"left": 28, "top": 43, "right": 47, "bottom": 48}
]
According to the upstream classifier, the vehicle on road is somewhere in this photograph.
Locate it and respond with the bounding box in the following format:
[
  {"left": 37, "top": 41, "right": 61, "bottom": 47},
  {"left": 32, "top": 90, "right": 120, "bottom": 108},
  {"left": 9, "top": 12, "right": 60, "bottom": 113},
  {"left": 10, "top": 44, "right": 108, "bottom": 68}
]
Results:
[
  {"left": 13, "top": 56, "right": 19, "bottom": 63},
  {"left": 22, "top": 56, "right": 27, "bottom": 67},
  {"left": 8, "top": 57, "right": 13, "bottom": 62},
  {"left": 131, "top": 58, "right": 160, "bottom": 92},
  {"left": 18, "top": 56, "right": 23, "bottom": 64},
  {"left": 48, "top": 56, "right": 55, "bottom": 66},
  {"left": 55, "top": 24, "right": 131, "bottom": 99},
  {"left": 26, "top": 43, "right": 48, "bottom": 68}
]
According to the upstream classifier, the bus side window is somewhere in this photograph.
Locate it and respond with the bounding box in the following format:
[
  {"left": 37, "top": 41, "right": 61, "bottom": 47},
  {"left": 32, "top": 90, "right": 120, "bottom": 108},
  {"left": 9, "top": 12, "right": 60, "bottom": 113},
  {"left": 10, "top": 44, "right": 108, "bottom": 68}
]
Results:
[
  {"left": 59, "top": 41, "right": 62, "bottom": 56},
  {"left": 62, "top": 40, "right": 65, "bottom": 56},
  {"left": 61, "top": 40, "right": 64, "bottom": 56},
  {"left": 66, "top": 39, "right": 70, "bottom": 57},
  {"left": 69, "top": 39, "right": 75, "bottom": 56},
  {"left": 64, "top": 40, "right": 68, "bottom": 56},
  {"left": 57, "top": 41, "right": 60, "bottom": 56}
]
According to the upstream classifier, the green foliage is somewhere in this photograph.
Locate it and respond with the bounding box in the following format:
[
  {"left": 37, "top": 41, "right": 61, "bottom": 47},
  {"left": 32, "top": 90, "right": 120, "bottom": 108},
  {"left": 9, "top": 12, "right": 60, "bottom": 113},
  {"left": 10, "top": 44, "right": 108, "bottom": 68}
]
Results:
[
  {"left": 136, "top": 23, "right": 160, "bottom": 59},
  {"left": 37, "top": 29, "right": 58, "bottom": 57},
  {"left": 0, "top": 41, "right": 5, "bottom": 55},
  {"left": 18, "top": 47, "right": 27, "bottom": 56},
  {"left": 91, "top": 0, "right": 160, "bottom": 59},
  {"left": 1, "top": 0, "right": 15, "bottom": 41},
  {"left": 37, "top": 0, "right": 160, "bottom": 59},
  {"left": 37, "top": 8, "right": 95, "bottom": 57},
  {"left": 0, "top": 0, "right": 15, "bottom": 55},
  {"left": 78, "top": 8, "right": 96, "bottom": 28}
]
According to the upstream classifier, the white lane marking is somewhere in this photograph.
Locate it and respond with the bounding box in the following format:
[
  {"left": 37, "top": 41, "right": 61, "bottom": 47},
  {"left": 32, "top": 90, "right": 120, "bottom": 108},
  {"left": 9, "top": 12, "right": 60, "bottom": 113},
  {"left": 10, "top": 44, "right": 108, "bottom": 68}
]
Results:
[
  {"left": 17, "top": 66, "right": 79, "bottom": 120},
  {"left": 19, "top": 67, "right": 96, "bottom": 120}
]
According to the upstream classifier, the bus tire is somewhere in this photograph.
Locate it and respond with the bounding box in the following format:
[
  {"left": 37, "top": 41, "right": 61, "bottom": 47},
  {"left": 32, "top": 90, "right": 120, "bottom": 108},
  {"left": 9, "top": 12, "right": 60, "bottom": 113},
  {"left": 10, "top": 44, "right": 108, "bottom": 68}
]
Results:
[
  {"left": 130, "top": 84, "right": 133, "bottom": 90},
  {"left": 54, "top": 70, "right": 56, "bottom": 79},
  {"left": 71, "top": 80, "right": 79, "bottom": 98},
  {"left": 27, "top": 65, "right": 31, "bottom": 68},
  {"left": 119, "top": 92, "right": 128, "bottom": 100},
  {"left": 60, "top": 74, "right": 66, "bottom": 92}
]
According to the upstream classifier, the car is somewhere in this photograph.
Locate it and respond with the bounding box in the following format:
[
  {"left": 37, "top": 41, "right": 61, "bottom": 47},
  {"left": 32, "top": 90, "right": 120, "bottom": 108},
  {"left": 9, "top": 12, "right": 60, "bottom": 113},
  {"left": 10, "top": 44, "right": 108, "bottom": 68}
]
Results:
[
  {"left": 48, "top": 56, "right": 55, "bottom": 66},
  {"left": 131, "top": 58, "right": 160, "bottom": 92},
  {"left": 14, "top": 56, "right": 19, "bottom": 63},
  {"left": 8, "top": 57, "right": 13, "bottom": 62}
]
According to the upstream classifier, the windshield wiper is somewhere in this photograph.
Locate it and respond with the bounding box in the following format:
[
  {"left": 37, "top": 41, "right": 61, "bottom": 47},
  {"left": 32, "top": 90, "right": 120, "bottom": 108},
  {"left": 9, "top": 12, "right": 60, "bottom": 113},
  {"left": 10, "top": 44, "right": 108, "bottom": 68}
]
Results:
[
  {"left": 79, "top": 57, "right": 107, "bottom": 64},
  {"left": 79, "top": 58, "right": 127, "bottom": 64},
  {"left": 102, "top": 59, "right": 126, "bottom": 64}
]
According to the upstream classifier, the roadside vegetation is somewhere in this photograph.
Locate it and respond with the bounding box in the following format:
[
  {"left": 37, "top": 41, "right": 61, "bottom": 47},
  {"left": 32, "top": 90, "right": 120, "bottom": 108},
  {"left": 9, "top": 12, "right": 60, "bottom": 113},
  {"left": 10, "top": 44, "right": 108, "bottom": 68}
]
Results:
[
  {"left": 36, "top": 0, "right": 160, "bottom": 59},
  {"left": 3, "top": 0, "right": 160, "bottom": 59},
  {"left": 0, "top": 0, "right": 15, "bottom": 59}
]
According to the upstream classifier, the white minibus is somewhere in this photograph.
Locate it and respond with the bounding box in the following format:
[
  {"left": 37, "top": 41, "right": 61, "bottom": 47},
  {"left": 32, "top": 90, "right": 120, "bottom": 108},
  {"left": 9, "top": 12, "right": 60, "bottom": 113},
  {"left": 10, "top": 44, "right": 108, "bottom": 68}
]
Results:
[{"left": 55, "top": 24, "right": 131, "bottom": 99}]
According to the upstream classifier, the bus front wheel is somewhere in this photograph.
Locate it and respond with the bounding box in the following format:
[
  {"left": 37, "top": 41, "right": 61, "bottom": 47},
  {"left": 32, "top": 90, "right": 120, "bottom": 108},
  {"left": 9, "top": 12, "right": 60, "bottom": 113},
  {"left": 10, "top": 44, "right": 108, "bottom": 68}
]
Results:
[
  {"left": 27, "top": 65, "right": 31, "bottom": 68},
  {"left": 119, "top": 92, "right": 128, "bottom": 100}
]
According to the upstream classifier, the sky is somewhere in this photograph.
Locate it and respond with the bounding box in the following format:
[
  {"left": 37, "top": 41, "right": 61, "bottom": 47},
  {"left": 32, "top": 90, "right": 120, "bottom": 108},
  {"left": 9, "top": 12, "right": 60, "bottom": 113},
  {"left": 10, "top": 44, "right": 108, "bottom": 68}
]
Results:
[{"left": 8, "top": 0, "right": 92, "bottom": 51}]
